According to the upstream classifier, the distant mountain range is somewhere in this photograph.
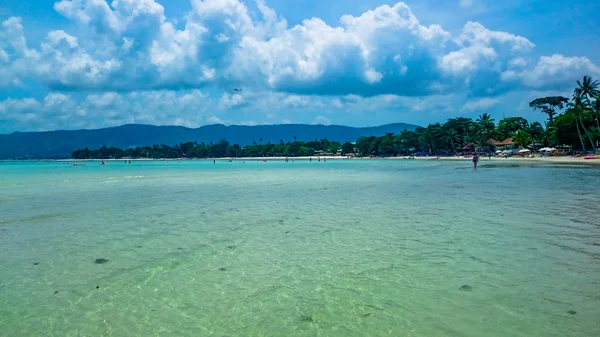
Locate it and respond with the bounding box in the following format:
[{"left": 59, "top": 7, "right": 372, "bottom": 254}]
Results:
[{"left": 0, "top": 123, "right": 420, "bottom": 159}]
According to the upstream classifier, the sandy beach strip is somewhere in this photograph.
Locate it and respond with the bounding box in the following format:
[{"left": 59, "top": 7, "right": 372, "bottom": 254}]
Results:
[
  {"left": 46, "top": 155, "right": 600, "bottom": 166},
  {"left": 399, "top": 155, "right": 600, "bottom": 166}
]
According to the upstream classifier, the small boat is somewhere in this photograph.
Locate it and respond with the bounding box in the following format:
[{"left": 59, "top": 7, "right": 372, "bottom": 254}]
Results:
[{"left": 583, "top": 155, "right": 596, "bottom": 160}]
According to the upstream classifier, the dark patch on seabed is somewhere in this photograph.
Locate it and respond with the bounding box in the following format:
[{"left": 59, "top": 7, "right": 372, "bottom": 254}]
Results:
[
  {"left": 299, "top": 315, "right": 313, "bottom": 323},
  {"left": 459, "top": 284, "right": 473, "bottom": 291},
  {"left": 94, "top": 258, "right": 109, "bottom": 264}
]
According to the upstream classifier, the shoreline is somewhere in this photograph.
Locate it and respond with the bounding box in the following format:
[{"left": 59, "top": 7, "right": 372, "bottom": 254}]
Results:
[
  {"left": 402, "top": 155, "right": 600, "bottom": 166},
  {"left": 3, "top": 155, "right": 599, "bottom": 166}
]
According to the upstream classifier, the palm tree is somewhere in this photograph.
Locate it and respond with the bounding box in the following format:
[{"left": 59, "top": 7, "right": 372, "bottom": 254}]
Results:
[
  {"left": 525, "top": 122, "right": 544, "bottom": 149},
  {"left": 444, "top": 128, "right": 459, "bottom": 152},
  {"left": 476, "top": 113, "right": 495, "bottom": 148},
  {"left": 576, "top": 75, "right": 599, "bottom": 107},
  {"left": 576, "top": 75, "right": 600, "bottom": 134},
  {"left": 593, "top": 99, "right": 600, "bottom": 147},
  {"left": 513, "top": 129, "right": 532, "bottom": 148},
  {"left": 476, "top": 113, "right": 494, "bottom": 126},
  {"left": 541, "top": 122, "right": 557, "bottom": 146},
  {"left": 571, "top": 91, "right": 596, "bottom": 152}
]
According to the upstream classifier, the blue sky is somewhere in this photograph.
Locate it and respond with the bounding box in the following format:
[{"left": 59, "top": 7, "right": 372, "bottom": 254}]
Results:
[{"left": 1, "top": 0, "right": 599, "bottom": 133}]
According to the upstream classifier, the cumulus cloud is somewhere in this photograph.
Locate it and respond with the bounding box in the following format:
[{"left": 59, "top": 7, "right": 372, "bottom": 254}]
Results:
[
  {"left": 0, "top": 90, "right": 209, "bottom": 132},
  {"left": 0, "top": 17, "right": 40, "bottom": 87},
  {"left": 461, "top": 97, "right": 501, "bottom": 111},
  {"left": 517, "top": 54, "right": 600, "bottom": 89},
  {"left": 2, "top": 0, "right": 597, "bottom": 96},
  {"left": 1, "top": 0, "right": 599, "bottom": 132},
  {"left": 219, "top": 93, "right": 246, "bottom": 109}
]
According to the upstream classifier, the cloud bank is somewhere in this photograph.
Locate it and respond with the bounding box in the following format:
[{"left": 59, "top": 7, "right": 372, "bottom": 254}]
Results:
[{"left": 1, "top": 0, "right": 599, "bottom": 132}]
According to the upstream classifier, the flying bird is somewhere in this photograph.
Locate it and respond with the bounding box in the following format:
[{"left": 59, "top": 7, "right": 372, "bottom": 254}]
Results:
[{"left": 233, "top": 88, "right": 242, "bottom": 92}]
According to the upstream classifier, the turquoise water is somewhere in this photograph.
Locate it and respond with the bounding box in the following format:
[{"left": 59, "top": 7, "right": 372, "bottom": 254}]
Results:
[{"left": 1, "top": 160, "right": 599, "bottom": 337}]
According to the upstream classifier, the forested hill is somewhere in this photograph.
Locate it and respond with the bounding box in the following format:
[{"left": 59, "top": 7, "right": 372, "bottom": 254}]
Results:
[{"left": 0, "top": 123, "right": 419, "bottom": 159}]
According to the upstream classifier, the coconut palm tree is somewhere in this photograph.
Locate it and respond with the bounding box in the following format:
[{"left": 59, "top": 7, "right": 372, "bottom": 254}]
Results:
[
  {"left": 476, "top": 113, "right": 495, "bottom": 148},
  {"left": 525, "top": 122, "right": 544, "bottom": 149},
  {"left": 576, "top": 75, "right": 599, "bottom": 107},
  {"left": 476, "top": 113, "right": 494, "bottom": 127},
  {"left": 444, "top": 128, "right": 459, "bottom": 152},
  {"left": 571, "top": 91, "right": 597, "bottom": 152},
  {"left": 576, "top": 75, "right": 600, "bottom": 134},
  {"left": 513, "top": 129, "right": 532, "bottom": 148},
  {"left": 593, "top": 99, "right": 600, "bottom": 147},
  {"left": 541, "top": 122, "right": 557, "bottom": 146}
]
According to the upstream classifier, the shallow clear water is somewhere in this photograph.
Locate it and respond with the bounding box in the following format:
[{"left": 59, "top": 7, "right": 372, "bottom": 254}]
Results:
[{"left": 1, "top": 159, "right": 599, "bottom": 337}]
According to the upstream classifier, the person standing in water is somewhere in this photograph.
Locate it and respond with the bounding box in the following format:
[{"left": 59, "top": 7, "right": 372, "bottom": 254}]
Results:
[{"left": 472, "top": 153, "right": 480, "bottom": 170}]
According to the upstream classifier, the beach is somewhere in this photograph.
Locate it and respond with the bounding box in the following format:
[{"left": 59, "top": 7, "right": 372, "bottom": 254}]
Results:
[
  {"left": 52, "top": 154, "right": 600, "bottom": 166},
  {"left": 406, "top": 155, "right": 600, "bottom": 166},
  {"left": 1, "top": 160, "right": 599, "bottom": 337}
]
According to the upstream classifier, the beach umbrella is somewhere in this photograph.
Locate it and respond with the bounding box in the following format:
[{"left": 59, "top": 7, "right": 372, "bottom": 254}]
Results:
[
  {"left": 518, "top": 149, "right": 530, "bottom": 153},
  {"left": 548, "top": 147, "right": 557, "bottom": 151},
  {"left": 495, "top": 150, "right": 502, "bottom": 153},
  {"left": 539, "top": 147, "right": 550, "bottom": 152}
]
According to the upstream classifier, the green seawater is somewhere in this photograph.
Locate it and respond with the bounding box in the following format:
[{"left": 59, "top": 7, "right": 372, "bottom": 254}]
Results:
[{"left": 1, "top": 160, "right": 599, "bottom": 337}]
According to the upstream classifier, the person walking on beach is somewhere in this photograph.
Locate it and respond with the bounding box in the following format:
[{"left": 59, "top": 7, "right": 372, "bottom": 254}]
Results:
[{"left": 472, "top": 153, "right": 480, "bottom": 170}]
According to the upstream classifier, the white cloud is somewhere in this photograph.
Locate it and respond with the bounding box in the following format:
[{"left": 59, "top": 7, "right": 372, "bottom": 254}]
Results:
[
  {"left": 508, "top": 57, "right": 528, "bottom": 68},
  {"left": 207, "top": 115, "right": 224, "bottom": 124},
  {"left": 313, "top": 115, "right": 332, "bottom": 125},
  {"left": 219, "top": 93, "right": 245, "bottom": 109},
  {"left": 521, "top": 54, "right": 600, "bottom": 89},
  {"left": 0, "top": 1, "right": 599, "bottom": 132},
  {"left": 1, "top": 1, "right": 596, "bottom": 98},
  {"left": 0, "top": 17, "right": 40, "bottom": 87},
  {"left": 0, "top": 90, "right": 209, "bottom": 132},
  {"left": 461, "top": 97, "right": 501, "bottom": 111},
  {"left": 455, "top": 22, "right": 534, "bottom": 51},
  {"left": 439, "top": 45, "right": 497, "bottom": 74}
]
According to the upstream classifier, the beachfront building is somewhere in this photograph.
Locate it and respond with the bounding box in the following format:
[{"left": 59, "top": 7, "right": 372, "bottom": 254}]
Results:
[{"left": 489, "top": 138, "right": 515, "bottom": 151}]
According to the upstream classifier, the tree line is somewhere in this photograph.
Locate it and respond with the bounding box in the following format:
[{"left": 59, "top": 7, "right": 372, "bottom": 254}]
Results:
[
  {"left": 354, "top": 76, "right": 599, "bottom": 156},
  {"left": 72, "top": 76, "right": 599, "bottom": 159},
  {"left": 71, "top": 138, "right": 353, "bottom": 159}
]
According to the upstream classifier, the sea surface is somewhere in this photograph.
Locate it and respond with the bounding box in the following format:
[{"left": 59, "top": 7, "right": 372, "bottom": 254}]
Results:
[{"left": 1, "top": 159, "right": 599, "bottom": 337}]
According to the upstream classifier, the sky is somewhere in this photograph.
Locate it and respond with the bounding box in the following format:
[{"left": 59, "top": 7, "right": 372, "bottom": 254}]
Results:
[{"left": 1, "top": 0, "right": 599, "bottom": 133}]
